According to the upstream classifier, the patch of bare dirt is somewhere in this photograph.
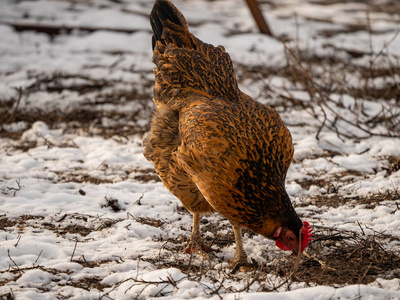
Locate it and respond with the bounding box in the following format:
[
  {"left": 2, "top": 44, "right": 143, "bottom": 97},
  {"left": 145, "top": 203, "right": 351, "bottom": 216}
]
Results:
[
  {"left": 102, "top": 196, "right": 124, "bottom": 212},
  {"left": 298, "top": 192, "right": 400, "bottom": 209},
  {"left": 132, "top": 168, "right": 161, "bottom": 183},
  {"left": 0, "top": 72, "right": 155, "bottom": 140},
  {"left": 48, "top": 167, "right": 159, "bottom": 185},
  {"left": 385, "top": 156, "right": 400, "bottom": 176},
  {"left": 65, "top": 276, "right": 111, "bottom": 292},
  {"left": 0, "top": 214, "right": 119, "bottom": 237}
]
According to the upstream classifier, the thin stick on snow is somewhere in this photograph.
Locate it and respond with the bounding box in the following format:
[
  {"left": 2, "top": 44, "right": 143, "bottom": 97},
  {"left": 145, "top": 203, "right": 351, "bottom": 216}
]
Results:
[
  {"left": 7, "top": 249, "right": 23, "bottom": 275},
  {"left": 4, "top": 87, "right": 23, "bottom": 124},
  {"left": 70, "top": 239, "right": 78, "bottom": 261},
  {"left": 33, "top": 250, "right": 43, "bottom": 266},
  {"left": 14, "top": 235, "right": 21, "bottom": 247}
]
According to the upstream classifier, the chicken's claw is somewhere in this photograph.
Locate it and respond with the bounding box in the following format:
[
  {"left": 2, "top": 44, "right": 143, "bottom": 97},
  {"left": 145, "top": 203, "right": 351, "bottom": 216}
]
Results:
[
  {"left": 229, "top": 258, "right": 252, "bottom": 273},
  {"left": 229, "top": 250, "right": 251, "bottom": 273},
  {"left": 184, "top": 241, "right": 210, "bottom": 254}
]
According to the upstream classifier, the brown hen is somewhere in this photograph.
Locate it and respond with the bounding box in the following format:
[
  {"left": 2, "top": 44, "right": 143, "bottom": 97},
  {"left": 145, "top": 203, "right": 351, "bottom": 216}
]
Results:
[{"left": 143, "top": 0, "right": 312, "bottom": 269}]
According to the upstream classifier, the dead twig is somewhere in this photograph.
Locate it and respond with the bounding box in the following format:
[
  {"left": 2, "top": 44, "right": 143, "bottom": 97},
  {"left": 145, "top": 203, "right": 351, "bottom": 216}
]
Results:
[
  {"left": 33, "top": 250, "right": 43, "bottom": 266},
  {"left": 7, "top": 249, "right": 23, "bottom": 275},
  {"left": 282, "top": 41, "right": 400, "bottom": 140},
  {"left": 6, "top": 179, "right": 23, "bottom": 197},
  {"left": 14, "top": 235, "right": 21, "bottom": 247},
  {"left": 2, "top": 87, "right": 24, "bottom": 125},
  {"left": 70, "top": 238, "right": 78, "bottom": 262}
]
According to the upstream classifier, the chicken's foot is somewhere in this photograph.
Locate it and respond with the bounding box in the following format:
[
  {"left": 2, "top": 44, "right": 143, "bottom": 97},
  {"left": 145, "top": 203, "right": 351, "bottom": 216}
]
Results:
[
  {"left": 230, "top": 223, "right": 251, "bottom": 272},
  {"left": 184, "top": 213, "right": 209, "bottom": 254}
]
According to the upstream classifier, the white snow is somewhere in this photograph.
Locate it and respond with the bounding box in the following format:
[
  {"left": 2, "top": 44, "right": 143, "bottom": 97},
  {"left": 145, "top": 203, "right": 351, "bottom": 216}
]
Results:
[{"left": 1, "top": 0, "right": 400, "bottom": 299}]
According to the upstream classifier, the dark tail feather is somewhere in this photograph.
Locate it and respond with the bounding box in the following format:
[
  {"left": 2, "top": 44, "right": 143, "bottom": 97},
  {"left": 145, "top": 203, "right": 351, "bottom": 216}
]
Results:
[{"left": 150, "top": 0, "right": 188, "bottom": 50}]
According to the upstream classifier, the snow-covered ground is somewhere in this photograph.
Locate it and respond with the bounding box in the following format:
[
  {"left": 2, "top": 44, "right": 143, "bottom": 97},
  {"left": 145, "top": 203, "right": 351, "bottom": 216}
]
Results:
[{"left": 1, "top": 0, "right": 400, "bottom": 299}]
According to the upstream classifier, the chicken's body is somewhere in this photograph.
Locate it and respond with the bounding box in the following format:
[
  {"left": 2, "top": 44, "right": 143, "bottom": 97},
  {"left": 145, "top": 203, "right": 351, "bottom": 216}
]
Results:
[{"left": 144, "top": 0, "right": 312, "bottom": 268}]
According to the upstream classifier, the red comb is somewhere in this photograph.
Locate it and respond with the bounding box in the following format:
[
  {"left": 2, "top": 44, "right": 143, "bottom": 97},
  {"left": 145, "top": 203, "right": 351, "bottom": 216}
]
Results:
[{"left": 300, "top": 221, "right": 313, "bottom": 252}]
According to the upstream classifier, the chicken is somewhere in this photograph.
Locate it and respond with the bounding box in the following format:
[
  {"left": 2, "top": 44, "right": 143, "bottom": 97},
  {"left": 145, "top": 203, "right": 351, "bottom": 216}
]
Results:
[{"left": 143, "top": 0, "right": 312, "bottom": 269}]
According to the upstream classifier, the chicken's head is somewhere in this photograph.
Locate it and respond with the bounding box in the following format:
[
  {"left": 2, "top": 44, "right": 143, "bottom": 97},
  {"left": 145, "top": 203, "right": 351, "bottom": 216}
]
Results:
[{"left": 273, "top": 221, "right": 312, "bottom": 253}]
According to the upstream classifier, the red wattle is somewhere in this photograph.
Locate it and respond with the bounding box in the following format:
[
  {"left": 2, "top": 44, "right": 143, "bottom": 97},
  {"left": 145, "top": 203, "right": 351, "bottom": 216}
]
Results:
[{"left": 276, "top": 239, "right": 291, "bottom": 251}]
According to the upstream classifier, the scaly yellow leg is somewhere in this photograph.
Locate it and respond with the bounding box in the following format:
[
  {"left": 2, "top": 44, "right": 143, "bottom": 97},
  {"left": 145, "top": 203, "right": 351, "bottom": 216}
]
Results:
[
  {"left": 185, "top": 213, "right": 209, "bottom": 253},
  {"left": 230, "top": 223, "right": 250, "bottom": 270}
]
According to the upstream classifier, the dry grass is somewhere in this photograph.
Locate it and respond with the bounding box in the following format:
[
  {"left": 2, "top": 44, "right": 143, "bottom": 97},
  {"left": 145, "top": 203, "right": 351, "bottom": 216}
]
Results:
[{"left": 282, "top": 226, "right": 400, "bottom": 285}]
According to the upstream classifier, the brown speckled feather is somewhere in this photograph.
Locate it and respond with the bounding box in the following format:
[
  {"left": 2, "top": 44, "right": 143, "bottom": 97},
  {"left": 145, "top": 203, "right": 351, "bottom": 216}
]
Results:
[{"left": 144, "top": 0, "right": 304, "bottom": 252}]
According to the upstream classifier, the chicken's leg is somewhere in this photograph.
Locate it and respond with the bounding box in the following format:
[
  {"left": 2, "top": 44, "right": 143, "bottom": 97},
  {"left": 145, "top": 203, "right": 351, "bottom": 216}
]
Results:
[
  {"left": 230, "top": 223, "right": 250, "bottom": 270},
  {"left": 184, "top": 213, "right": 209, "bottom": 254}
]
